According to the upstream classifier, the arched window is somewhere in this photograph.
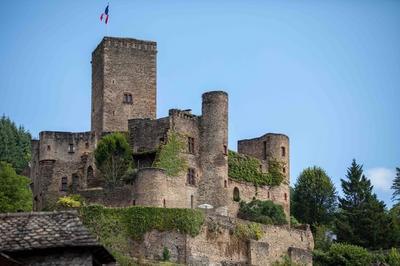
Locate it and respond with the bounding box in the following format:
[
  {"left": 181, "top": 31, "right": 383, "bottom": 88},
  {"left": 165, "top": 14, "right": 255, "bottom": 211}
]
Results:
[
  {"left": 224, "top": 180, "right": 227, "bottom": 188},
  {"left": 233, "top": 187, "right": 240, "bottom": 202}
]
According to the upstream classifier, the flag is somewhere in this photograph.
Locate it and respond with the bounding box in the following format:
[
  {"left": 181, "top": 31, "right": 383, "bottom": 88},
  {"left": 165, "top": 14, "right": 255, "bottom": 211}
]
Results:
[{"left": 100, "top": 4, "right": 109, "bottom": 24}]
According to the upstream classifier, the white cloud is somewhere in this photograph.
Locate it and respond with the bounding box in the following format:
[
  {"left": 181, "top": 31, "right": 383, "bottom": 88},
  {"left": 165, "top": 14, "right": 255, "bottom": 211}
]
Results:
[{"left": 365, "top": 167, "right": 396, "bottom": 192}]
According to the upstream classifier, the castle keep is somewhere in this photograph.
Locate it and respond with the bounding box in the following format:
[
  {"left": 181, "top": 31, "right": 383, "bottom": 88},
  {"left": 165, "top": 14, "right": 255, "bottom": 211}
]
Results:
[{"left": 29, "top": 37, "right": 313, "bottom": 265}]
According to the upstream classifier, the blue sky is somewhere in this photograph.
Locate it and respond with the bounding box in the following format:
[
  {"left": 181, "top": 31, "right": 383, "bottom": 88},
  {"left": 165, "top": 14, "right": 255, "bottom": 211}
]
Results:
[{"left": 0, "top": 1, "right": 399, "bottom": 207}]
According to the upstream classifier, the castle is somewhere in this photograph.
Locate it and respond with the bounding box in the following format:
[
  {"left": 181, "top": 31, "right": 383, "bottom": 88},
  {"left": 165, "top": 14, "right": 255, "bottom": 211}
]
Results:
[
  {"left": 30, "top": 37, "right": 290, "bottom": 217},
  {"left": 28, "top": 37, "right": 314, "bottom": 265}
]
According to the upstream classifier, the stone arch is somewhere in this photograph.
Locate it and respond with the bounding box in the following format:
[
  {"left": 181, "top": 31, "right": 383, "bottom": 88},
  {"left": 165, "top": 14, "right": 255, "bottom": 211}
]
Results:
[{"left": 233, "top": 187, "right": 240, "bottom": 202}]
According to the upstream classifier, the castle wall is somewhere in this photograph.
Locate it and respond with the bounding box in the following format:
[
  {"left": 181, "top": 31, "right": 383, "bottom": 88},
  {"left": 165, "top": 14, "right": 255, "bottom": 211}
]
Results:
[
  {"left": 91, "top": 37, "right": 157, "bottom": 135},
  {"left": 79, "top": 186, "right": 134, "bottom": 207},
  {"left": 198, "top": 91, "right": 229, "bottom": 214},
  {"left": 131, "top": 215, "right": 313, "bottom": 266},
  {"left": 31, "top": 131, "right": 98, "bottom": 211},
  {"left": 227, "top": 179, "right": 290, "bottom": 218}
]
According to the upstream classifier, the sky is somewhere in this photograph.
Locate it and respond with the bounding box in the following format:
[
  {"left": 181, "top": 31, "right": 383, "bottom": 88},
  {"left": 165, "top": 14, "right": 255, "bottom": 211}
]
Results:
[{"left": 0, "top": 0, "right": 399, "bottom": 207}]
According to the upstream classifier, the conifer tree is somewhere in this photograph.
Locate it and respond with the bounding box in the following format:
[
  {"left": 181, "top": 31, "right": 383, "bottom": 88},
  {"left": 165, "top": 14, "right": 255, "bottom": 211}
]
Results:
[
  {"left": 336, "top": 159, "right": 391, "bottom": 249},
  {"left": 391, "top": 167, "right": 400, "bottom": 203}
]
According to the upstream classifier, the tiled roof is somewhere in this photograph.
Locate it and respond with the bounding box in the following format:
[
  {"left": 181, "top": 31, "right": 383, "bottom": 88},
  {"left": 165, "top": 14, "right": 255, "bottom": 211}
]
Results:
[{"left": 0, "top": 211, "right": 106, "bottom": 253}]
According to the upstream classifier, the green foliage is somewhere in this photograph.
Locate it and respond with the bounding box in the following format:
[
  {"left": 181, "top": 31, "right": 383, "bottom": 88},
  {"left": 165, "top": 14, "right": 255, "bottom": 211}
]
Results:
[
  {"left": 314, "top": 225, "right": 333, "bottom": 251},
  {"left": 56, "top": 194, "right": 84, "bottom": 209},
  {"left": 234, "top": 222, "right": 264, "bottom": 241},
  {"left": 228, "top": 150, "right": 284, "bottom": 186},
  {"left": 313, "top": 243, "right": 372, "bottom": 266},
  {"left": 336, "top": 159, "right": 391, "bottom": 249},
  {"left": 79, "top": 205, "right": 204, "bottom": 264},
  {"left": 292, "top": 166, "right": 337, "bottom": 229},
  {"left": 387, "top": 248, "right": 400, "bottom": 266},
  {"left": 162, "top": 247, "right": 170, "bottom": 261},
  {"left": 153, "top": 131, "right": 188, "bottom": 176},
  {"left": 94, "top": 133, "right": 132, "bottom": 187},
  {"left": 0, "top": 116, "right": 31, "bottom": 174},
  {"left": 290, "top": 216, "right": 300, "bottom": 226},
  {"left": 392, "top": 168, "right": 400, "bottom": 203},
  {"left": 272, "top": 255, "right": 301, "bottom": 266},
  {"left": 0, "top": 161, "right": 32, "bottom": 212},
  {"left": 238, "top": 199, "right": 287, "bottom": 225},
  {"left": 388, "top": 204, "right": 400, "bottom": 247}
]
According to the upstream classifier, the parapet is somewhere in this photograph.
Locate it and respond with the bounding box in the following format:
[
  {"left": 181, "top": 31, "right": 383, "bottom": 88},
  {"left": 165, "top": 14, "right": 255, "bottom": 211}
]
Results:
[
  {"left": 169, "top": 109, "right": 198, "bottom": 121},
  {"left": 238, "top": 133, "right": 289, "bottom": 144},
  {"left": 39, "top": 131, "right": 94, "bottom": 141},
  {"left": 93, "top": 36, "right": 157, "bottom": 55}
]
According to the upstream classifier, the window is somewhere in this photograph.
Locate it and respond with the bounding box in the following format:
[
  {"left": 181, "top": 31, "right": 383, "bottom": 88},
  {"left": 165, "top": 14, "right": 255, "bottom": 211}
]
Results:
[
  {"left": 233, "top": 187, "right": 240, "bottom": 202},
  {"left": 284, "top": 193, "right": 288, "bottom": 202},
  {"left": 85, "top": 142, "right": 89, "bottom": 148},
  {"left": 263, "top": 141, "right": 267, "bottom": 160},
  {"left": 187, "top": 168, "right": 196, "bottom": 185},
  {"left": 267, "top": 191, "right": 270, "bottom": 199},
  {"left": 163, "top": 199, "right": 166, "bottom": 208},
  {"left": 60, "top": 177, "right": 68, "bottom": 191},
  {"left": 132, "top": 200, "right": 136, "bottom": 206},
  {"left": 281, "top": 146, "right": 286, "bottom": 157},
  {"left": 68, "top": 144, "right": 74, "bottom": 153},
  {"left": 47, "top": 145, "right": 51, "bottom": 151},
  {"left": 123, "top": 93, "right": 133, "bottom": 104},
  {"left": 223, "top": 145, "right": 228, "bottom": 155},
  {"left": 283, "top": 167, "right": 286, "bottom": 173},
  {"left": 188, "top": 137, "right": 195, "bottom": 154},
  {"left": 191, "top": 195, "right": 194, "bottom": 209},
  {"left": 224, "top": 180, "right": 227, "bottom": 188},
  {"left": 72, "top": 174, "right": 79, "bottom": 193}
]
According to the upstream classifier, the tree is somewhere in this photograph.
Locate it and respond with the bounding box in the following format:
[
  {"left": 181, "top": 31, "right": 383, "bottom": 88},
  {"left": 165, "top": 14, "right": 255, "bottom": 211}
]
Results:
[
  {"left": 94, "top": 133, "right": 132, "bottom": 187},
  {"left": 0, "top": 115, "right": 31, "bottom": 174},
  {"left": 0, "top": 161, "right": 32, "bottom": 212},
  {"left": 392, "top": 167, "right": 400, "bottom": 203},
  {"left": 335, "top": 159, "right": 391, "bottom": 249},
  {"left": 292, "top": 166, "right": 337, "bottom": 228}
]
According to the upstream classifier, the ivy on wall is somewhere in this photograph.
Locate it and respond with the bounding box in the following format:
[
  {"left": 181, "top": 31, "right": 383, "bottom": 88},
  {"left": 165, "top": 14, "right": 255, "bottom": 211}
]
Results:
[
  {"left": 153, "top": 131, "right": 188, "bottom": 176},
  {"left": 228, "top": 150, "right": 285, "bottom": 186},
  {"left": 79, "top": 205, "right": 204, "bottom": 264}
]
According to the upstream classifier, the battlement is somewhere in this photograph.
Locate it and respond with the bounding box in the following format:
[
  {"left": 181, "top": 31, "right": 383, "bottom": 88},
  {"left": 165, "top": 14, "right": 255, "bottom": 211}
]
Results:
[
  {"left": 238, "top": 133, "right": 289, "bottom": 144},
  {"left": 93, "top": 36, "right": 157, "bottom": 56},
  {"left": 169, "top": 109, "right": 198, "bottom": 121},
  {"left": 39, "top": 131, "right": 95, "bottom": 142}
]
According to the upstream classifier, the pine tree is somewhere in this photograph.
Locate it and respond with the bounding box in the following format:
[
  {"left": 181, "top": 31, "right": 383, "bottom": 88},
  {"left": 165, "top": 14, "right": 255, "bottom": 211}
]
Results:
[
  {"left": 336, "top": 159, "right": 391, "bottom": 249},
  {"left": 391, "top": 168, "right": 400, "bottom": 203}
]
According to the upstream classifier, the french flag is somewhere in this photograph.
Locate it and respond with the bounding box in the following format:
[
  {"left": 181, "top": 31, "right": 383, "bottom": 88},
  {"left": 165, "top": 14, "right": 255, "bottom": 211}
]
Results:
[{"left": 100, "top": 4, "right": 109, "bottom": 24}]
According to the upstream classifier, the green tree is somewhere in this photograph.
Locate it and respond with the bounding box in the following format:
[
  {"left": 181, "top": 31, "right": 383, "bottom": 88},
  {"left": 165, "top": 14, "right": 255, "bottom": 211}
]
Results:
[
  {"left": 335, "top": 159, "right": 391, "bottom": 249},
  {"left": 0, "top": 161, "right": 32, "bottom": 212},
  {"left": 94, "top": 133, "right": 132, "bottom": 187},
  {"left": 0, "top": 115, "right": 31, "bottom": 174},
  {"left": 392, "top": 167, "right": 400, "bottom": 203},
  {"left": 292, "top": 166, "right": 337, "bottom": 228},
  {"left": 313, "top": 243, "right": 372, "bottom": 266}
]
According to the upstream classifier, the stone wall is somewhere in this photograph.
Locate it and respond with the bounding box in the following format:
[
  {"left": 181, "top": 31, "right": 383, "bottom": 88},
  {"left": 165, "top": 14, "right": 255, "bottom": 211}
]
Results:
[
  {"left": 91, "top": 37, "right": 157, "bottom": 135},
  {"left": 15, "top": 250, "right": 93, "bottom": 266},
  {"left": 227, "top": 179, "right": 290, "bottom": 219},
  {"left": 132, "top": 215, "right": 313, "bottom": 266},
  {"left": 79, "top": 185, "right": 134, "bottom": 207}
]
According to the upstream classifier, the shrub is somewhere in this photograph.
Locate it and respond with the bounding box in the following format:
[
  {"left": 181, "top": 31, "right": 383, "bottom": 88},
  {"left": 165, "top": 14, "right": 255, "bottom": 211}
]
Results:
[
  {"left": 272, "top": 255, "right": 301, "bottom": 266},
  {"left": 56, "top": 195, "right": 83, "bottom": 209},
  {"left": 153, "top": 131, "right": 188, "bottom": 176},
  {"left": 238, "top": 200, "right": 287, "bottom": 225},
  {"left": 313, "top": 243, "right": 372, "bottom": 266},
  {"left": 162, "top": 247, "right": 171, "bottom": 261},
  {"left": 228, "top": 150, "right": 284, "bottom": 186},
  {"left": 387, "top": 248, "right": 400, "bottom": 266},
  {"left": 234, "top": 222, "right": 264, "bottom": 241},
  {"left": 290, "top": 216, "right": 300, "bottom": 226}
]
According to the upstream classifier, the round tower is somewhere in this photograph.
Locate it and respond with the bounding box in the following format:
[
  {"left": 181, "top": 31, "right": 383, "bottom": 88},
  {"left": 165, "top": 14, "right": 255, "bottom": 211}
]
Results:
[
  {"left": 198, "top": 91, "right": 229, "bottom": 214},
  {"left": 264, "top": 133, "right": 290, "bottom": 184}
]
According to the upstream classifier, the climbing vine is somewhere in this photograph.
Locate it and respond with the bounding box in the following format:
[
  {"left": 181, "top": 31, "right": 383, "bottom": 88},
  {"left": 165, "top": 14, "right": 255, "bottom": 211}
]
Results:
[
  {"left": 228, "top": 150, "right": 285, "bottom": 186},
  {"left": 153, "top": 131, "right": 188, "bottom": 176}
]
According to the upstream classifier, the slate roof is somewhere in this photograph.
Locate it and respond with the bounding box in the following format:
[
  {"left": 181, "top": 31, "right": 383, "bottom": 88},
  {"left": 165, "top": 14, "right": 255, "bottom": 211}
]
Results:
[{"left": 0, "top": 211, "right": 115, "bottom": 263}]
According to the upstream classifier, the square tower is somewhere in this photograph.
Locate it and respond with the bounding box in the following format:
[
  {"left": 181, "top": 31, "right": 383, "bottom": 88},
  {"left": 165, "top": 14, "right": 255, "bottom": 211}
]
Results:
[{"left": 91, "top": 37, "right": 157, "bottom": 134}]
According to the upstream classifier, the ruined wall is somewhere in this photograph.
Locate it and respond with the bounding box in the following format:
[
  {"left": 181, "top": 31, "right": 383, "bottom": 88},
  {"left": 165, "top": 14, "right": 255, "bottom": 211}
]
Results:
[
  {"left": 91, "top": 37, "right": 157, "bottom": 135},
  {"left": 132, "top": 215, "right": 313, "bottom": 266},
  {"left": 31, "top": 131, "right": 97, "bottom": 211},
  {"left": 237, "top": 133, "right": 290, "bottom": 217},
  {"left": 198, "top": 91, "right": 229, "bottom": 214},
  {"left": 79, "top": 186, "right": 134, "bottom": 207}
]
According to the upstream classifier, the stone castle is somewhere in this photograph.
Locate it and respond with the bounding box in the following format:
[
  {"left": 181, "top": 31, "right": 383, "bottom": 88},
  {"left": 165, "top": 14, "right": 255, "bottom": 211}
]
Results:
[
  {"left": 29, "top": 36, "right": 313, "bottom": 265},
  {"left": 30, "top": 36, "right": 291, "bottom": 218}
]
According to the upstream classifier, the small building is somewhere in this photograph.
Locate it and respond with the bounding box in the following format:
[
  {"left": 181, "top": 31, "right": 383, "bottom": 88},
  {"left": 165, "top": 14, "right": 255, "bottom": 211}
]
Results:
[{"left": 0, "top": 211, "right": 115, "bottom": 266}]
